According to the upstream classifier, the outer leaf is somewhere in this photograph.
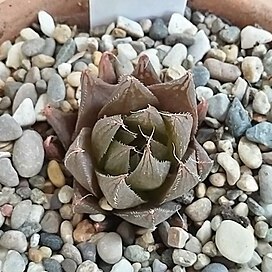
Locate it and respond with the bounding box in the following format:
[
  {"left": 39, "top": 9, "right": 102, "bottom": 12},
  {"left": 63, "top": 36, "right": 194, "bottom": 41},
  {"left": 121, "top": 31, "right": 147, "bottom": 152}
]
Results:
[
  {"left": 162, "top": 113, "right": 193, "bottom": 161},
  {"left": 125, "top": 105, "right": 167, "bottom": 138},
  {"left": 150, "top": 139, "right": 168, "bottom": 161},
  {"left": 193, "top": 137, "right": 213, "bottom": 181},
  {"left": 98, "top": 75, "right": 159, "bottom": 118},
  {"left": 72, "top": 182, "right": 105, "bottom": 214},
  {"left": 43, "top": 105, "right": 77, "bottom": 150},
  {"left": 114, "top": 201, "right": 181, "bottom": 228},
  {"left": 126, "top": 143, "right": 171, "bottom": 191},
  {"left": 95, "top": 171, "right": 146, "bottom": 209},
  {"left": 104, "top": 140, "right": 134, "bottom": 175},
  {"left": 158, "top": 148, "right": 200, "bottom": 204},
  {"left": 74, "top": 70, "right": 116, "bottom": 135},
  {"left": 64, "top": 127, "right": 101, "bottom": 197},
  {"left": 98, "top": 52, "right": 117, "bottom": 84},
  {"left": 91, "top": 115, "right": 123, "bottom": 162},
  {"left": 132, "top": 54, "right": 161, "bottom": 86},
  {"left": 149, "top": 72, "right": 198, "bottom": 134}
]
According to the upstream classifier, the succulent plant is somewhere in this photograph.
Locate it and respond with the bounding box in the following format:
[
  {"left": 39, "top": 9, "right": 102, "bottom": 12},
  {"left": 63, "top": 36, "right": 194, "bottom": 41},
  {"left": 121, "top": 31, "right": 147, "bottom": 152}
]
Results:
[{"left": 45, "top": 53, "right": 213, "bottom": 228}]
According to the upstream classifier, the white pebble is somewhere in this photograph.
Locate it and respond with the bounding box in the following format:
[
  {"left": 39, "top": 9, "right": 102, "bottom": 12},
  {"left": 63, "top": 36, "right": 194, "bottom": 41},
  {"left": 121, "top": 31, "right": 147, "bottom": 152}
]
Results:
[
  {"left": 6, "top": 42, "right": 24, "bottom": 69},
  {"left": 89, "top": 214, "right": 106, "bottom": 222},
  {"left": 58, "top": 63, "right": 72, "bottom": 78},
  {"left": 162, "top": 43, "right": 187, "bottom": 67},
  {"left": 20, "top": 28, "right": 40, "bottom": 40},
  {"left": 38, "top": 10, "right": 55, "bottom": 37},
  {"left": 252, "top": 90, "right": 271, "bottom": 115},
  {"left": 168, "top": 13, "right": 198, "bottom": 35},
  {"left": 13, "top": 98, "right": 36, "bottom": 127},
  {"left": 241, "top": 56, "right": 264, "bottom": 83},
  {"left": 236, "top": 174, "right": 258, "bottom": 192},
  {"left": 34, "top": 93, "right": 49, "bottom": 122},
  {"left": 117, "top": 43, "right": 137, "bottom": 60},
  {"left": 117, "top": 16, "right": 144, "bottom": 38},
  {"left": 67, "top": 72, "right": 82, "bottom": 88}
]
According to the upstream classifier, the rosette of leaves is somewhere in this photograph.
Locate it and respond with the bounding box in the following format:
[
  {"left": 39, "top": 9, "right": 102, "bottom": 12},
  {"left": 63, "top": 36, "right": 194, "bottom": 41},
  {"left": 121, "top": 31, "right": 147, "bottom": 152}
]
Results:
[{"left": 45, "top": 53, "right": 213, "bottom": 228}]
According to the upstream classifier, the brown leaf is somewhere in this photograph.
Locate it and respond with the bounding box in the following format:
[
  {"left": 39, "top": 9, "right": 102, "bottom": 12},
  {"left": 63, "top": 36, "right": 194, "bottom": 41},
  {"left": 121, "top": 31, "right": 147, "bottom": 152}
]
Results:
[
  {"left": 98, "top": 52, "right": 117, "bottom": 84},
  {"left": 43, "top": 136, "right": 65, "bottom": 161},
  {"left": 149, "top": 72, "right": 198, "bottom": 134},
  {"left": 74, "top": 70, "right": 116, "bottom": 136},
  {"left": 65, "top": 127, "right": 101, "bottom": 198},
  {"left": 114, "top": 201, "right": 181, "bottom": 228},
  {"left": 43, "top": 105, "right": 77, "bottom": 150},
  {"left": 197, "top": 98, "right": 208, "bottom": 125},
  {"left": 132, "top": 54, "right": 161, "bottom": 86},
  {"left": 95, "top": 171, "right": 147, "bottom": 209},
  {"left": 98, "top": 75, "right": 159, "bottom": 118}
]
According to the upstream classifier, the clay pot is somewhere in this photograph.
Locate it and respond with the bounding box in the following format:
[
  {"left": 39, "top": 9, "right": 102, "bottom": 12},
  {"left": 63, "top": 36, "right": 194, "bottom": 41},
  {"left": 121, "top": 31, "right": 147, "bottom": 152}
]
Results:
[{"left": 0, "top": 0, "right": 272, "bottom": 44}]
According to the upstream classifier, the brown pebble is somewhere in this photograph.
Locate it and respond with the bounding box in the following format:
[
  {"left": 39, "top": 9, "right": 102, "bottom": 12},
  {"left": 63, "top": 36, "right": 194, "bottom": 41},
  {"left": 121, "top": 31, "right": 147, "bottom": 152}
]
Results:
[
  {"left": 47, "top": 160, "right": 66, "bottom": 188},
  {"left": 73, "top": 219, "right": 96, "bottom": 243},
  {"left": 28, "top": 248, "right": 43, "bottom": 263}
]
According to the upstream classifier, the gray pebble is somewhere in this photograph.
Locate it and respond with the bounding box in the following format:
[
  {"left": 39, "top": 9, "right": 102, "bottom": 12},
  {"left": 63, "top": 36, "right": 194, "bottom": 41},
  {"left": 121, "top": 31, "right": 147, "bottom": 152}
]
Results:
[
  {"left": 12, "top": 82, "right": 37, "bottom": 113},
  {"left": 263, "top": 49, "right": 272, "bottom": 75},
  {"left": 138, "top": 36, "right": 155, "bottom": 48},
  {"left": 211, "top": 18, "right": 225, "bottom": 34},
  {"left": 139, "top": 268, "right": 152, "bottom": 272},
  {"left": 54, "top": 38, "right": 76, "bottom": 68},
  {"left": 259, "top": 165, "right": 272, "bottom": 204},
  {"left": 246, "top": 122, "right": 272, "bottom": 148},
  {"left": 61, "top": 258, "right": 77, "bottom": 272},
  {"left": 0, "top": 114, "right": 22, "bottom": 141},
  {"left": 110, "top": 258, "right": 133, "bottom": 272},
  {"left": 2, "top": 250, "right": 26, "bottom": 272},
  {"left": 77, "top": 242, "right": 96, "bottom": 262},
  {"left": 41, "top": 67, "right": 57, "bottom": 82},
  {"left": 26, "top": 262, "right": 45, "bottom": 272},
  {"left": 13, "top": 68, "right": 27, "bottom": 82},
  {"left": 165, "top": 33, "right": 195, "bottom": 46},
  {"left": 25, "top": 67, "right": 41, "bottom": 83},
  {"left": 185, "top": 198, "right": 212, "bottom": 222},
  {"left": 11, "top": 199, "right": 32, "bottom": 229},
  {"left": 43, "top": 258, "right": 62, "bottom": 272},
  {"left": 30, "top": 188, "right": 47, "bottom": 205},
  {"left": 192, "top": 11, "right": 205, "bottom": 25},
  {"left": 40, "top": 233, "right": 64, "bottom": 251},
  {"left": 149, "top": 18, "right": 168, "bottom": 40},
  {"left": 42, "top": 38, "right": 56, "bottom": 57},
  {"left": 97, "top": 232, "right": 122, "bottom": 264},
  {"left": 219, "top": 26, "right": 240, "bottom": 43},
  {"left": 152, "top": 259, "right": 168, "bottom": 272},
  {"left": 0, "top": 61, "right": 10, "bottom": 81},
  {"left": 61, "top": 243, "right": 82, "bottom": 265},
  {"left": 47, "top": 73, "right": 66, "bottom": 102},
  {"left": 124, "top": 245, "right": 150, "bottom": 262},
  {"left": 4, "top": 81, "right": 23, "bottom": 100},
  {"left": 21, "top": 38, "right": 45, "bottom": 57},
  {"left": 0, "top": 230, "right": 27, "bottom": 253},
  {"left": 172, "top": 249, "right": 197, "bottom": 267},
  {"left": 225, "top": 97, "right": 251, "bottom": 137},
  {"left": 12, "top": 129, "right": 44, "bottom": 178},
  {"left": 247, "top": 197, "right": 265, "bottom": 216},
  {"left": 35, "top": 79, "right": 47, "bottom": 94},
  {"left": 192, "top": 65, "right": 210, "bottom": 87},
  {"left": 0, "top": 158, "right": 19, "bottom": 187},
  {"left": 16, "top": 186, "right": 32, "bottom": 199},
  {"left": 18, "top": 221, "right": 41, "bottom": 238},
  {"left": 0, "top": 96, "right": 11, "bottom": 110},
  {"left": 77, "top": 260, "right": 99, "bottom": 272},
  {"left": 73, "top": 61, "right": 88, "bottom": 72},
  {"left": 201, "top": 263, "right": 228, "bottom": 272},
  {"left": 41, "top": 210, "right": 62, "bottom": 233},
  {"left": 208, "top": 93, "right": 230, "bottom": 122}
]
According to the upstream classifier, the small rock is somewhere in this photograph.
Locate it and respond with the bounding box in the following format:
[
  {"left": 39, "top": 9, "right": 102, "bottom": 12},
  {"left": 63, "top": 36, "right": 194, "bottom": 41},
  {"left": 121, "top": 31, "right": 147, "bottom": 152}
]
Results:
[
  {"left": 237, "top": 174, "right": 258, "bottom": 192},
  {"left": 12, "top": 129, "right": 44, "bottom": 178},
  {"left": 206, "top": 48, "right": 226, "bottom": 62},
  {"left": 162, "top": 43, "right": 187, "bottom": 67},
  {"left": 204, "top": 58, "right": 241, "bottom": 82},
  {"left": 192, "top": 65, "right": 210, "bottom": 87},
  {"left": 31, "top": 54, "right": 55, "bottom": 68},
  {"left": 2, "top": 250, "right": 26, "bottom": 272},
  {"left": 42, "top": 38, "right": 56, "bottom": 56},
  {"left": 255, "top": 221, "right": 269, "bottom": 239},
  {"left": 41, "top": 210, "right": 62, "bottom": 233},
  {"left": 11, "top": 199, "right": 32, "bottom": 229},
  {"left": 61, "top": 243, "right": 82, "bottom": 265},
  {"left": 167, "top": 227, "right": 189, "bottom": 248},
  {"left": 238, "top": 137, "right": 262, "bottom": 169},
  {"left": 217, "top": 152, "right": 240, "bottom": 185},
  {"left": 117, "top": 16, "right": 144, "bottom": 38},
  {"left": 259, "top": 165, "right": 272, "bottom": 204},
  {"left": 219, "top": 26, "right": 240, "bottom": 43},
  {"left": 40, "top": 233, "right": 64, "bottom": 251},
  {"left": 263, "top": 50, "right": 272, "bottom": 75},
  {"left": 117, "top": 43, "right": 137, "bottom": 60},
  {"left": 124, "top": 245, "right": 150, "bottom": 262},
  {"left": 43, "top": 258, "right": 62, "bottom": 272},
  {"left": 241, "top": 25, "right": 272, "bottom": 49},
  {"left": 246, "top": 122, "right": 272, "bottom": 148},
  {"left": 77, "top": 242, "right": 96, "bottom": 262},
  {"left": 0, "top": 158, "right": 19, "bottom": 187},
  {"left": 0, "top": 230, "right": 27, "bottom": 253},
  {"left": 47, "top": 160, "right": 66, "bottom": 187},
  {"left": 97, "top": 232, "right": 122, "bottom": 264},
  {"left": 54, "top": 38, "right": 76, "bottom": 67},
  {"left": 58, "top": 185, "right": 73, "bottom": 204},
  {"left": 225, "top": 97, "right": 251, "bottom": 138},
  {"left": 152, "top": 259, "right": 167, "bottom": 272},
  {"left": 25, "top": 67, "right": 41, "bottom": 83},
  {"left": 215, "top": 220, "right": 255, "bottom": 263},
  {"left": 35, "top": 93, "right": 49, "bottom": 121},
  {"left": 61, "top": 258, "right": 77, "bottom": 272},
  {"left": 53, "top": 24, "right": 72, "bottom": 44},
  {"left": 252, "top": 91, "right": 271, "bottom": 115},
  {"left": 149, "top": 18, "right": 168, "bottom": 40},
  {"left": 188, "top": 30, "right": 211, "bottom": 64},
  {"left": 73, "top": 219, "right": 95, "bottom": 243},
  {"left": 241, "top": 56, "right": 264, "bottom": 83},
  {"left": 21, "top": 38, "right": 45, "bottom": 57},
  {"left": 38, "top": 10, "right": 55, "bottom": 37},
  {"left": 247, "top": 197, "right": 265, "bottom": 216},
  {"left": 196, "top": 221, "right": 212, "bottom": 245},
  {"left": 165, "top": 33, "right": 195, "bottom": 46},
  {"left": 208, "top": 93, "right": 230, "bottom": 122},
  {"left": 262, "top": 253, "right": 272, "bottom": 272},
  {"left": 172, "top": 249, "right": 197, "bottom": 267},
  {"left": 20, "top": 28, "right": 40, "bottom": 40},
  {"left": 67, "top": 71, "right": 82, "bottom": 87},
  {"left": 0, "top": 61, "right": 10, "bottom": 81},
  {"left": 13, "top": 98, "right": 36, "bottom": 127},
  {"left": 185, "top": 236, "right": 202, "bottom": 254},
  {"left": 201, "top": 263, "right": 228, "bottom": 272},
  {"left": 58, "top": 63, "right": 72, "bottom": 78},
  {"left": 47, "top": 74, "right": 66, "bottom": 102},
  {"left": 6, "top": 42, "right": 24, "bottom": 69},
  {"left": 27, "top": 262, "right": 45, "bottom": 272},
  {"left": 111, "top": 258, "right": 134, "bottom": 272},
  {"left": 77, "top": 260, "right": 99, "bottom": 272},
  {"left": 168, "top": 13, "right": 198, "bottom": 35},
  {"left": 185, "top": 198, "right": 212, "bottom": 222},
  {"left": 196, "top": 86, "right": 213, "bottom": 101}
]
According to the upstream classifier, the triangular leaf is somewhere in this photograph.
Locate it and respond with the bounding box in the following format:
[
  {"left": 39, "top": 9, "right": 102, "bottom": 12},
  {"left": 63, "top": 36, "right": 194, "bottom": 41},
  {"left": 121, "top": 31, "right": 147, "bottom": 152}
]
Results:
[
  {"left": 91, "top": 115, "right": 123, "bottom": 162},
  {"left": 114, "top": 201, "right": 181, "bottom": 228},
  {"left": 149, "top": 72, "right": 198, "bottom": 134},
  {"left": 125, "top": 105, "right": 167, "bottom": 139},
  {"left": 150, "top": 139, "right": 168, "bottom": 161},
  {"left": 162, "top": 113, "right": 193, "bottom": 161},
  {"left": 98, "top": 52, "right": 117, "bottom": 84},
  {"left": 74, "top": 70, "right": 116, "bottom": 135},
  {"left": 126, "top": 143, "right": 171, "bottom": 191},
  {"left": 98, "top": 75, "right": 159, "bottom": 118},
  {"left": 104, "top": 140, "right": 134, "bottom": 175},
  {"left": 115, "top": 128, "right": 137, "bottom": 145},
  {"left": 132, "top": 54, "right": 161, "bottom": 86},
  {"left": 95, "top": 171, "right": 146, "bottom": 209},
  {"left": 65, "top": 128, "right": 101, "bottom": 197}
]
